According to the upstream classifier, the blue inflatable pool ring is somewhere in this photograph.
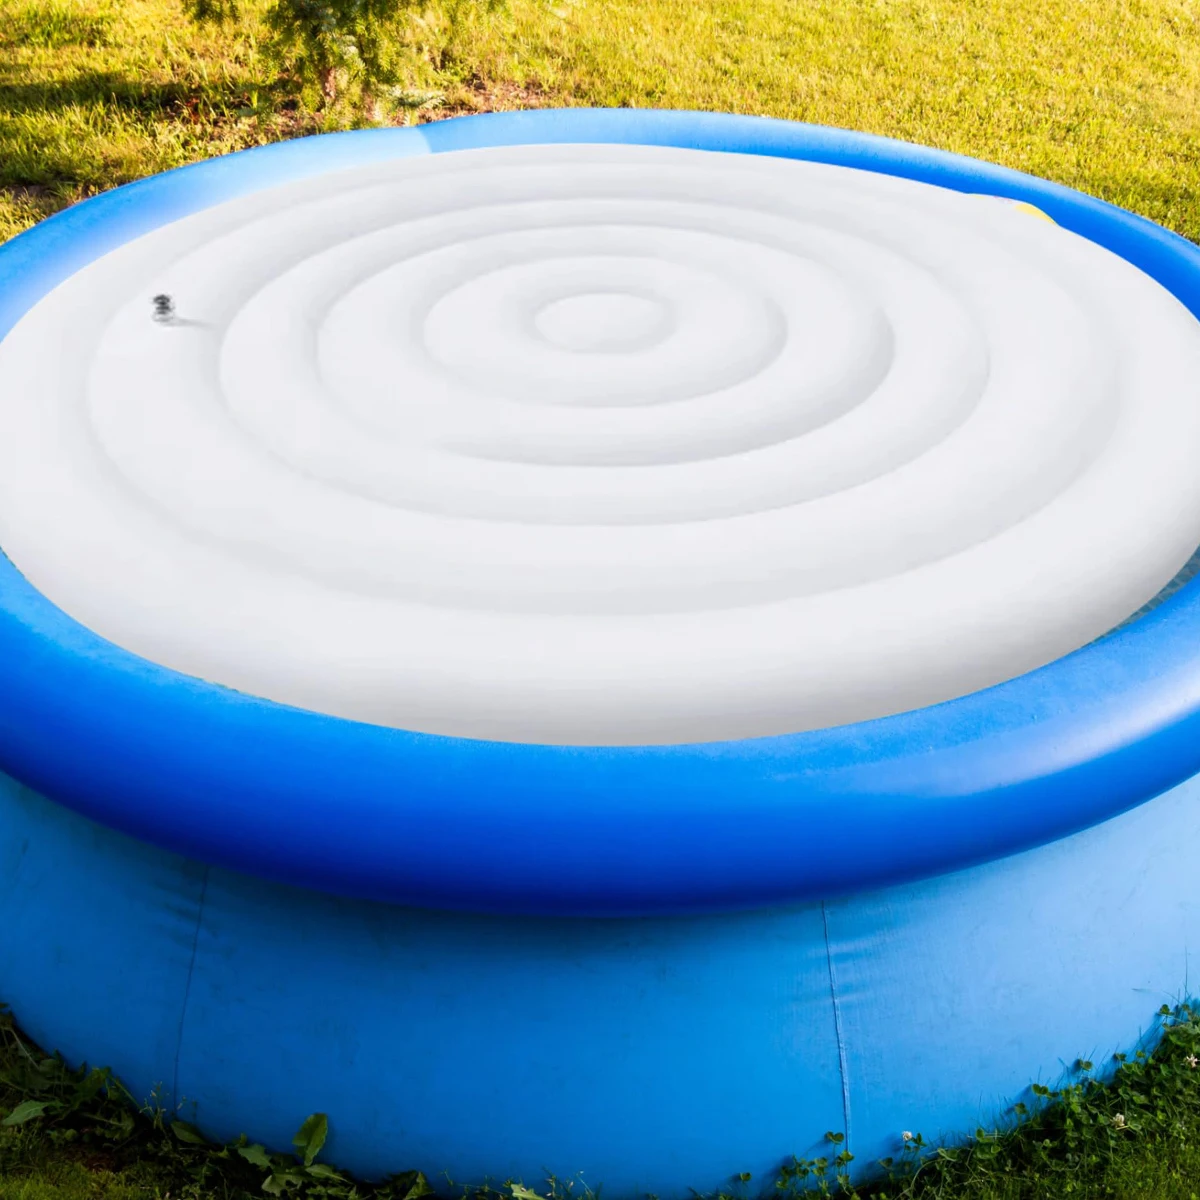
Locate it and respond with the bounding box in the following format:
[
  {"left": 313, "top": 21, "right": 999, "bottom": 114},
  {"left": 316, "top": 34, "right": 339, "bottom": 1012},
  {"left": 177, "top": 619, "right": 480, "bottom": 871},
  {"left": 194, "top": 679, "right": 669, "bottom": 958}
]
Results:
[{"left": 2, "top": 108, "right": 1200, "bottom": 1194}]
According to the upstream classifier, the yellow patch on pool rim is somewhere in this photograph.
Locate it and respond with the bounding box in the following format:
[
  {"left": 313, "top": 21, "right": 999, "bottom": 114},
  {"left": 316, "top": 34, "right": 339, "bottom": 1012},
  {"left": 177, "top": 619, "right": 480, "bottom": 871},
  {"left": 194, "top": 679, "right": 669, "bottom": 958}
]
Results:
[{"left": 1003, "top": 198, "right": 1056, "bottom": 223}]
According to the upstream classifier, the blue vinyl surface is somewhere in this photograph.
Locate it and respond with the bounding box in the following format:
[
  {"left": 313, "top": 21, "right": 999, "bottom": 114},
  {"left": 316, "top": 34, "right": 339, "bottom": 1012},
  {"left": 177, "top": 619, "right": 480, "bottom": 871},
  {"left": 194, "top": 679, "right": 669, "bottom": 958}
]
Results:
[
  {"left": 2, "top": 110, "right": 1200, "bottom": 916},
  {"left": 1, "top": 763, "right": 1196, "bottom": 1193}
]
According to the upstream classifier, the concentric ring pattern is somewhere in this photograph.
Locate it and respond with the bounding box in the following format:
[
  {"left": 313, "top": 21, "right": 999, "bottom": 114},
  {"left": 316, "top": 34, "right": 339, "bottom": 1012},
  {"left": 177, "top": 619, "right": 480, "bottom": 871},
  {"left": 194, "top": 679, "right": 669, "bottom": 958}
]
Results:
[{"left": 2, "top": 141, "right": 1200, "bottom": 746}]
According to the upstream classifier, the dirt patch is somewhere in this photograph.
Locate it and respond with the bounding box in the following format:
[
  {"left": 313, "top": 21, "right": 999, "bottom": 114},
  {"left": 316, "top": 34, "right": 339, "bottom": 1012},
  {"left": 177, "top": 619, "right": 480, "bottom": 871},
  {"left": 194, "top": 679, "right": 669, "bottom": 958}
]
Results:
[
  {"left": 1, "top": 183, "right": 54, "bottom": 202},
  {"left": 419, "top": 75, "right": 552, "bottom": 123},
  {"left": 0, "top": 182, "right": 65, "bottom": 230}
]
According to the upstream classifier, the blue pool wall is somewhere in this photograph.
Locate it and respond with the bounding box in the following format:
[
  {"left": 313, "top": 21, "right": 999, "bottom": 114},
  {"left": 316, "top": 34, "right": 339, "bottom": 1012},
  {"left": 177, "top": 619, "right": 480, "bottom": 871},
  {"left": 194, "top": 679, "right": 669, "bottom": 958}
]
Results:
[{"left": 1, "top": 768, "right": 1196, "bottom": 1194}]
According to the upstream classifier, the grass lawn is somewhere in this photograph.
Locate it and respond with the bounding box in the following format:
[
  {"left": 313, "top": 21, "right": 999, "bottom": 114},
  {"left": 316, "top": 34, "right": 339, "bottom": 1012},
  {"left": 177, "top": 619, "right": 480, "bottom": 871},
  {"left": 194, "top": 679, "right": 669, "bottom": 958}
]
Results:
[
  {"left": 2, "top": 0, "right": 1200, "bottom": 1195},
  {"left": 0, "top": 0, "right": 1198, "bottom": 245}
]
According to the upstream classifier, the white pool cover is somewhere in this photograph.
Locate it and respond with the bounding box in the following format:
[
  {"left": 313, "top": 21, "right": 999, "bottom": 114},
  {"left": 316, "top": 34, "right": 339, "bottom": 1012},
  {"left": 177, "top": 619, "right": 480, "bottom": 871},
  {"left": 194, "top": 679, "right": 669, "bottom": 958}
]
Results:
[{"left": 2, "top": 143, "right": 1200, "bottom": 744}]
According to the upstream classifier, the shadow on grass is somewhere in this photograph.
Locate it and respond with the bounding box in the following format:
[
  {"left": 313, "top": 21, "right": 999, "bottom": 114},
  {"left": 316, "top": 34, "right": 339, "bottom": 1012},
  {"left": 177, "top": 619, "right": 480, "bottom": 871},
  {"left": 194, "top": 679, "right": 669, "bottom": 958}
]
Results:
[{"left": 0, "top": 71, "right": 243, "bottom": 118}]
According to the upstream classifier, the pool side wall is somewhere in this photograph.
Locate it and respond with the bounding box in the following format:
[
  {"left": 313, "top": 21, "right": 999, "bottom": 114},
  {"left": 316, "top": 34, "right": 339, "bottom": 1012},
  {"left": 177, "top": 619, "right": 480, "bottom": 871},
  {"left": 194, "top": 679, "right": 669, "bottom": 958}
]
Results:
[{"left": 1, "top": 768, "right": 1195, "bottom": 1196}]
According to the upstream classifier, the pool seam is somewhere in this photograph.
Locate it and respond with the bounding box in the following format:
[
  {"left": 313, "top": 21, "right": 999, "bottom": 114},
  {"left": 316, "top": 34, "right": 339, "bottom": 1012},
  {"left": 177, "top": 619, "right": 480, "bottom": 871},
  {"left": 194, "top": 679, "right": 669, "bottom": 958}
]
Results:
[
  {"left": 172, "top": 864, "right": 210, "bottom": 1115},
  {"left": 821, "top": 900, "right": 853, "bottom": 1153}
]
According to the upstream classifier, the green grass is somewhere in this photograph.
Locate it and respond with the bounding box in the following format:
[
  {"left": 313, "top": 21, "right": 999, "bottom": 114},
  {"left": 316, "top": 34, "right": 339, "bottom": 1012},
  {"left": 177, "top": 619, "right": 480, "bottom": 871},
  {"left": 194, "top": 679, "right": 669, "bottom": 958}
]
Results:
[{"left": 1, "top": 0, "right": 1198, "bottom": 243}]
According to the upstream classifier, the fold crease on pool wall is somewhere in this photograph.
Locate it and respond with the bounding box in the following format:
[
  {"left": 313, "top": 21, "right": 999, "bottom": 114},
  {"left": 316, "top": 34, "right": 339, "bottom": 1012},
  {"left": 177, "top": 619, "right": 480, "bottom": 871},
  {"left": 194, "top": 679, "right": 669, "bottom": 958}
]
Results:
[{"left": 1, "top": 109, "right": 1200, "bottom": 1196}]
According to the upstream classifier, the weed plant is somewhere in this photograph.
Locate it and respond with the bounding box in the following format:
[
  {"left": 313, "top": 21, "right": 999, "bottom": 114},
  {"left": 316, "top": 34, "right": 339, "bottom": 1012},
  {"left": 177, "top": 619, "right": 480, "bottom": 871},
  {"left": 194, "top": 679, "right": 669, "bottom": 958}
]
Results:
[{"left": 757, "top": 1003, "right": 1200, "bottom": 1199}]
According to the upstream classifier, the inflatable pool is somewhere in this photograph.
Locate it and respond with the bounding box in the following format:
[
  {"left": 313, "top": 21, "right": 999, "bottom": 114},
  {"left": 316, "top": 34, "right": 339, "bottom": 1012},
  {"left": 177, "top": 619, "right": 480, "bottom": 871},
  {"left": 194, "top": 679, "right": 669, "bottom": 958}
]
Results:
[{"left": 2, "top": 108, "right": 1200, "bottom": 1195}]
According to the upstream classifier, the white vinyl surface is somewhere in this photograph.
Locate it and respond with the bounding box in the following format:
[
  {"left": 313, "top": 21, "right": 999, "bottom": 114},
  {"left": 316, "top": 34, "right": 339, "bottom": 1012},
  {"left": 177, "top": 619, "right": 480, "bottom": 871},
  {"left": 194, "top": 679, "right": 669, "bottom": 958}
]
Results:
[{"left": 2, "top": 143, "right": 1200, "bottom": 745}]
